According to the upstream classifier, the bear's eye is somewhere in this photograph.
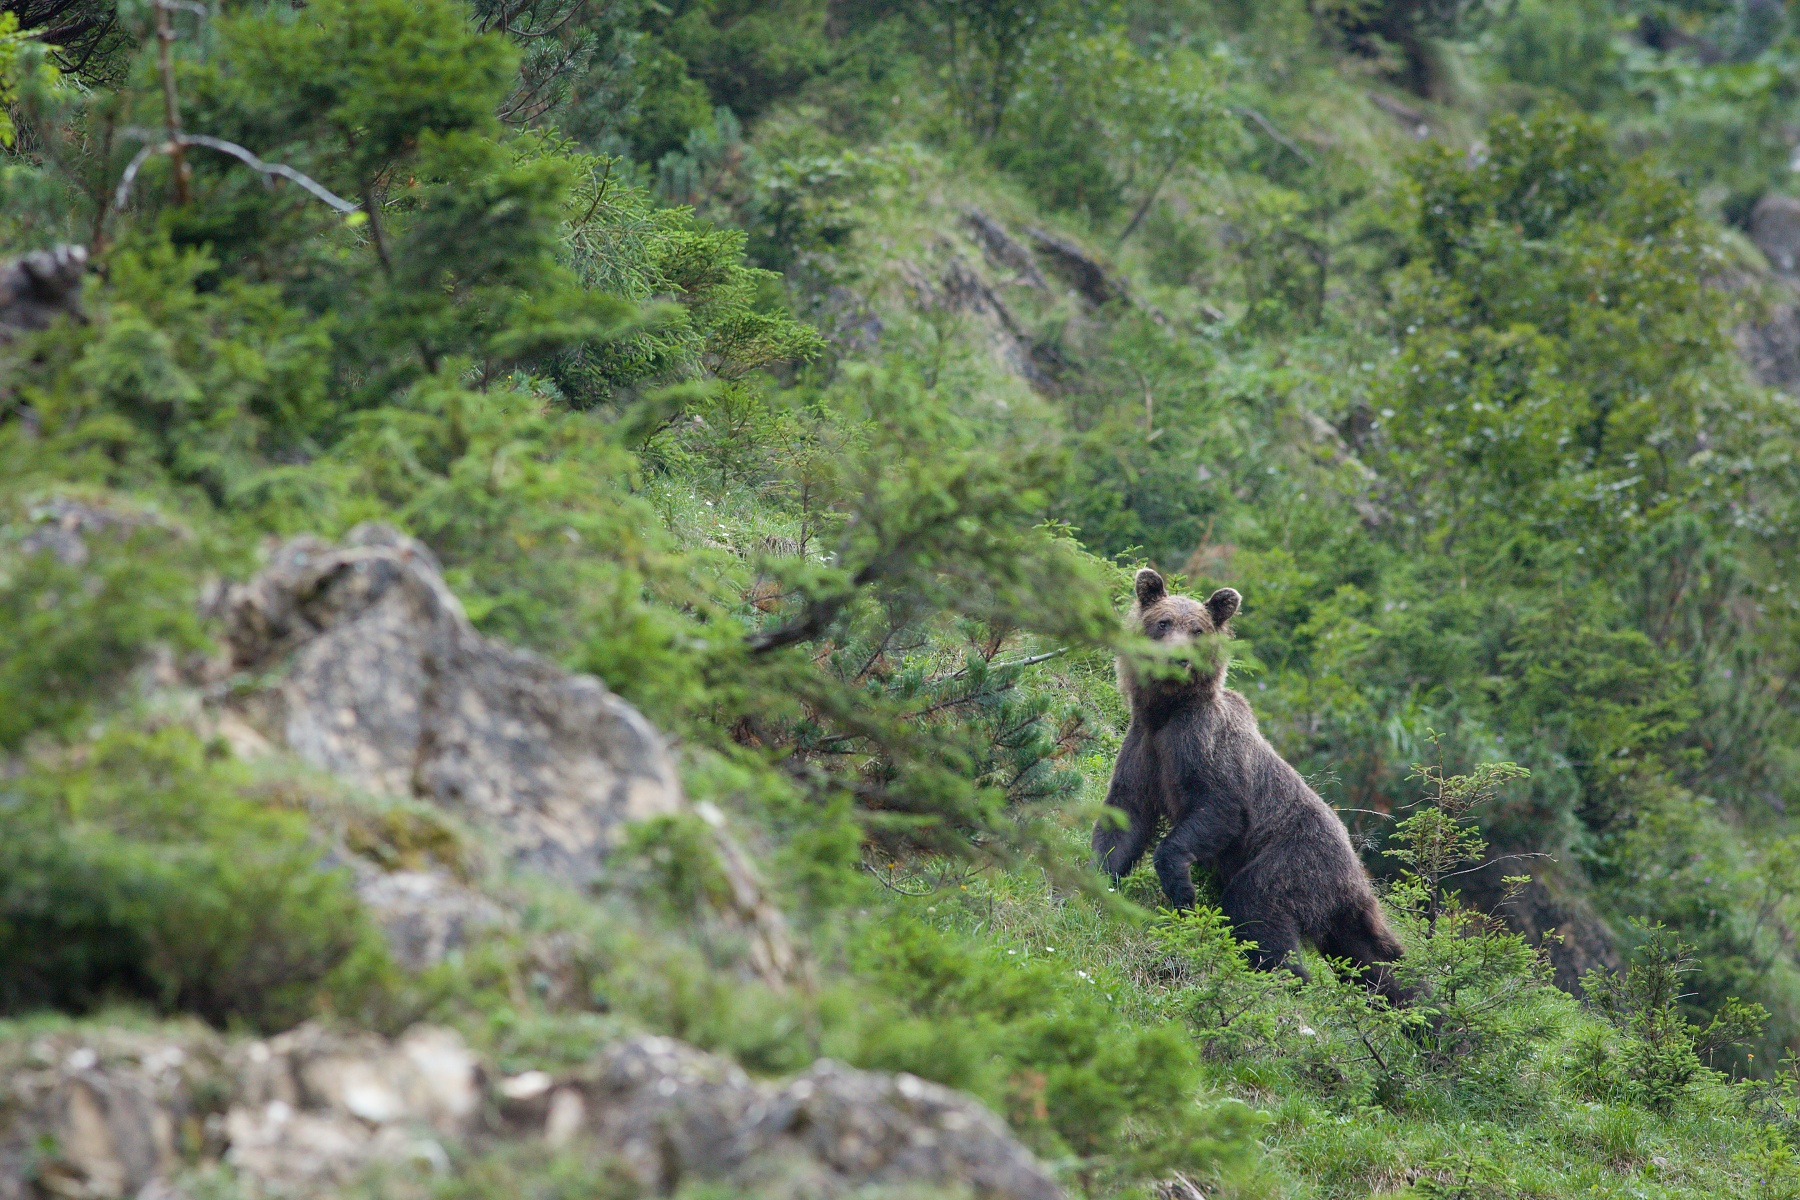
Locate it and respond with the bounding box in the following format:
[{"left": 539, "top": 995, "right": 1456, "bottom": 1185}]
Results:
[{"left": 1156, "top": 618, "right": 1171, "bottom": 635}]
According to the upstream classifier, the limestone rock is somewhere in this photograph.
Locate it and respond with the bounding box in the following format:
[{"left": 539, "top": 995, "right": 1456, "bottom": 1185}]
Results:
[
  {"left": 500, "top": 1034, "right": 1066, "bottom": 1200},
  {"left": 1367, "top": 91, "right": 1431, "bottom": 140},
  {"left": 964, "top": 209, "right": 1048, "bottom": 290},
  {"left": 1, "top": 1025, "right": 1064, "bottom": 1200},
  {"left": 15, "top": 497, "right": 178, "bottom": 568},
  {"left": 225, "top": 1024, "right": 481, "bottom": 1187},
  {"left": 351, "top": 869, "right": 509, "bottom": 972},
  {"left": 1752, "top": 192, "right": 1800, "bottom": 275},
  {"left": 217, "top": 523, "right": 684, "bottom": 884},
  {"left": 0, "top": 244, "right": 87, "bottom": 345},
  {"left": 899, "top": 249, "right": 1075, "bottom": 395},
  {"left": 212, "top": 525, "right": 796, "bottom": 985},
  {"left": 0, "top": 1028, "right": 223, "bottom": 1200},
  {"left": 1735, "top": 289, "right": 1800, "bottom": 389},
  {"left": 1735, "top": 195, "right": 1800, "bottom": 389},
  {"left": 1462, "top": 859, "right": 1622, "bottom": 993}
]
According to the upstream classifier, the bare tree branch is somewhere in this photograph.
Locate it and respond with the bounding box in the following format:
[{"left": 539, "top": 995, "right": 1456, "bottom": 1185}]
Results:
[
  {"left": 115, "top": 129, "right": 360, "bottom": 213},
  {"left": 1231, "top": 104, "right": 1316, "bottom": 168}
]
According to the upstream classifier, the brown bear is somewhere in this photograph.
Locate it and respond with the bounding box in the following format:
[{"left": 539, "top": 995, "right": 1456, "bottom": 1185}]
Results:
[{"left": 1093, "top": 568, "right": 1405, "bottom": 1000}]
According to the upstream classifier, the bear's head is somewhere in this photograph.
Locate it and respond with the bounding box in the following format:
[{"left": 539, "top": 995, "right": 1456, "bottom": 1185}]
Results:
[{"left": 1118, "top": 568, "right": 1240, "bottom": 702}]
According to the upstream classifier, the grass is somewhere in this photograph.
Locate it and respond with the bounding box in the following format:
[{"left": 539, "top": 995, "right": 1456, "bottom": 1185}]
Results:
[
  {"left": 625, "top": 369, "right": 1799, "bottom": 1198},
  {"left": 850, "top": 831, "right": 1791, "bottom": 1198}
]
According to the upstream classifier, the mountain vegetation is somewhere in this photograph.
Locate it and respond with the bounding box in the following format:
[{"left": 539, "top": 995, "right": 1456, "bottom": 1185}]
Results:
[{"left": 7, "top": 0, "right": 1800, "bottom": 1195}]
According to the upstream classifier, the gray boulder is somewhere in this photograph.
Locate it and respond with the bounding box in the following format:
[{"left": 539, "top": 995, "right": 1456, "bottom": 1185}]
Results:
[
  {"left": 225, "top": 1023, "right": 482, "bottom": 1188},
  {"left": 1735, "top": 288, "right": 1800, "bottom": 389},
  {"left": 0, "top": 244, "right": 87, "bottom": 344},
  {"left": 0, "top": 1028, "right": 222, "bottom": 1200},
  {"left": 1, "top": 1024, "right": 1066, "bottom": 1200},
  {"left": 216, "top": 523, "right": 684, "bottom": 884},
  {"left": 214, "top": 525, "right": 797, "bottom": 982},
  {"left": 15, "top": 497, "right": 180, "bottom": 568},
  {"left": 1752, "top": 192, "right": 1800, "bottom": 275},
  {"left": 497, "top": 1034, "right": 1063, "bottom": 1198},
  {"left": 351, "top": 869, "right": 510, "bottom": 972}
]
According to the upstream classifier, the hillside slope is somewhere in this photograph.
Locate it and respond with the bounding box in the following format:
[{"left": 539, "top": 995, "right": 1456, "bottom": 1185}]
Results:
[{"left": 6, "top": 0, "right": 1800, "bottom": 1196}]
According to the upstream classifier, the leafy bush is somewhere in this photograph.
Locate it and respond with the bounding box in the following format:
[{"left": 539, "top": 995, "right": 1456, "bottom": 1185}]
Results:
[
  {"left": 1151, "top": 904, "right": 1298, "bottom": 1061},
  {"left": 844, "top": 913, "right": 1262, "bottom": 1188},
  {"left": 0, "top": 503, "right": 204, "bottom": 749},
  {"left": 990, "top": 31, "right": 1228, "bottom": 224},
  {"left": 0, "top": 728, "right": 383, "bottom": 1031},
  {"left": 1484, "top": 0, "right": 1619, "bottom": 109}
]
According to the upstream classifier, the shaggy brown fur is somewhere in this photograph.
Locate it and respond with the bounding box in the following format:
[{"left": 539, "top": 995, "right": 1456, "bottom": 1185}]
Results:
[{"left": 1094, "top": 568, "right": 1405, "bottom": 1000}]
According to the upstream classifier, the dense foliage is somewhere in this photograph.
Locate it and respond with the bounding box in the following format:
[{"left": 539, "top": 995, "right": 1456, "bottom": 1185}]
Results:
[{"left": 7, "top": 0, "right": 1800, "bottom": 1195}]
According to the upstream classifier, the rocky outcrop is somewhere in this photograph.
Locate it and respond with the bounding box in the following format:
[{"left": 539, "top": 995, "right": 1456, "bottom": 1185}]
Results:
[
  {"left": 351, "top": 870, "right": 509, "bottom": 972},
  {"left": 1738, "top": 196, "right": 1800, "bottom": 389},
  {"left": 1733, "top": 290, "right": 1800, "bottom": 389},
  {"left": 215, "top": 523, "right": 684, "bottom": 884},
  {"left": 1024, "top": 227, "right": 1131, "bottom": 308},
  {"left": 964, "top": 209, "right": 1049, "bottom": 290},
  {"left": 1367, "top": 91, "right": 1431, "bottom": 140},
  {"left": 937, "top": 254, "right": 1064, "bottom": 390},
  {"left": 225, "top": 1024, "right": 482, "bottom": 1188},
  {"left": 210, "top": 524, "right": 796, "bottom": 984},
  {"left": 0, "top": 1028, "right": 222, "bottom": 1200},
  {"left": 899, "top": 250, "right": 1073, "bottom": 394},
  {"left": 16, "top": 496, "right": 179, "bottom": 567},
  {"left": 1462, "top": 859, "right": 1622, "bottom": 994},
  {"left": 0, "top": 244, "right": 87, "bottom": 345},
  {"left": 1751, "top": 193, "right": 1800, "bottom": 275},
  {"left": 1, "top": 1024, "right": 1064, "bottom": 1200},
  {"left": 509, "top": 1035, "right": 1064, "bottom": 1199},
  {"left": 1508, "top": 876, "right": 1624, "bottom": 994}
]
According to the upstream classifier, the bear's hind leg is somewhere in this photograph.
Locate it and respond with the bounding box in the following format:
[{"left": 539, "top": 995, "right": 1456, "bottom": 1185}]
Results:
[
  {"left": 1318, "top": 898, "right": 1409, "bottom": 1005},
  {"left": 1219, "top": 873, "right": 1304, "bottom": 978}
]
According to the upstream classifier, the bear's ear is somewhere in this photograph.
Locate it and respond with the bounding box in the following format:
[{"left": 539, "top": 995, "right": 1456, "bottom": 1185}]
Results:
[
  {"left": 1206, "top": 587, "right": 1241, "bottom": 627},
  {"left": 1134, "top": 568, "right": 1166, "bottom": 606}
]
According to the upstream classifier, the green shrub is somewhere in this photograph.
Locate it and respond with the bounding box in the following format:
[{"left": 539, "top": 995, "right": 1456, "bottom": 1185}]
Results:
[
  {"left": 1150, "top": 904, "right": 1297, "bottom": 1061},
  {"left": 654, "top": 0, "right": 835, "bottom": 122},
  {"left": 0, "top": 727, "right": 384, "bottom": 1031},
  {"left": 1484, "top": 0, "right": 1619, "bottom": 110},
  {"left": 1581, "top": 920, "right": 1768, "bottom": 1112},
  {"left": 846, "top": 913, "right": 1261, "bottom": 1184},
  {"left": 0, "top": 507, "right": 204, "bottom": 749},
  {"left": 991, "top": 32, "right": 1227, "bottom": 224}
]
